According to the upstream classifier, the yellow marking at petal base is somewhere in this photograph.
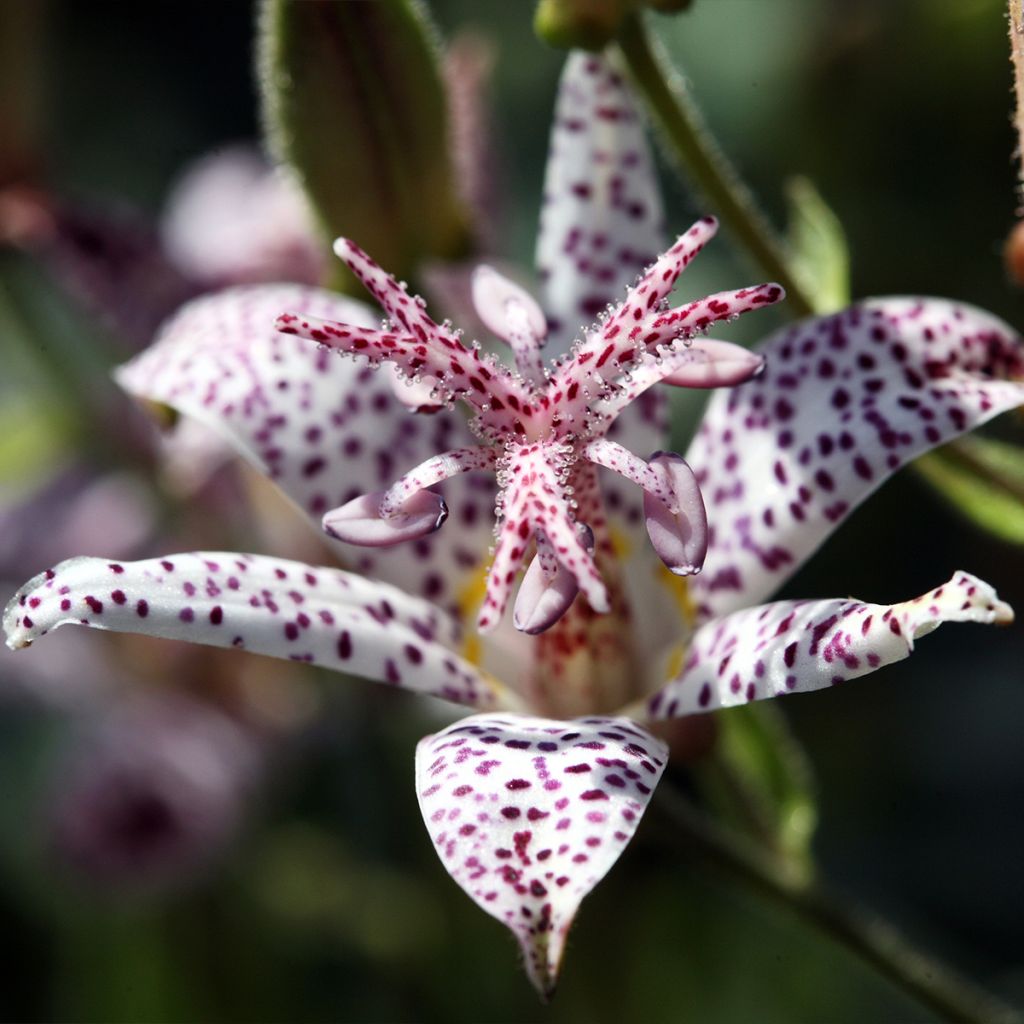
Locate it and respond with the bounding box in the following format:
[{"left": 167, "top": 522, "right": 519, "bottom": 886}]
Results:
[
  {"left": 452, "top": 563, "right": 525, "bottom": 711},
  {"left": 658, "top": 563, "right": 698, "bottom": 630},
  {"left": 610, "top": 523, "right": 698, "bottom": 629},
  {"left": 456, "top": 562, "right": 489, "bottom": 667},
  {"left": 608, "top": 524, "right": 632, "bottom": 561},
  {"left": 656, "top": 567, "right": 694, "bottom": 685},
  {"left": 664, "top": 642, "right": 686, "bottom": 680}
]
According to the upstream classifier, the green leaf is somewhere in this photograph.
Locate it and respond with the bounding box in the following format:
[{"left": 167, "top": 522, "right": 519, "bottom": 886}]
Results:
[
  {"left": 784, "top": 176, "right": 850, "bottom": 315},
  {"left": 258, "top": 0, "right": 471, "bottom": 285},
  {"left": 698, "top": 703, "right": 817, "bottom": 876},
  {"left": 915, "top": 437, "right": 1024, "bottom": 546}
]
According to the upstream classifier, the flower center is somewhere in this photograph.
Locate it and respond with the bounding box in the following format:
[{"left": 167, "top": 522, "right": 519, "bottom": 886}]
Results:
[{"left": 275, "top": 219, "right": 783, "bottom": 635}]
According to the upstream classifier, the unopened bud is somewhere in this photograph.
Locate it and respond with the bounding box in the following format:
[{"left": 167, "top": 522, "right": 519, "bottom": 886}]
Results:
[{"left": 534, "top": 0, "right": 634, "bottom": 51}]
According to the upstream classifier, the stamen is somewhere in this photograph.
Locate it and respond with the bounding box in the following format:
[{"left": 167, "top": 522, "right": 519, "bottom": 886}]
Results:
[
  {"left": 504, "top": 299, "right": 549, "bottom": 388},
  {"left": 643, "top": 453, "right": 708, "bottom": 576},
  {"left": 513, "top": 528, "right": 593, "bottom": 635},
  {"left": 582, "top": 439, "right": 678, "bottom": 512},
  {"left": 472, "top": 266, "right": 548, "bottom": 387},
  {"left": 478, "top": 443, "right": 607, "bottom": 633},
  {"left": 379, "top": 446, "right": 497, "bottom": 518},
  {"left": 386, "top": 364, "right": 444, "bottom": 413},
  {"left": 534, "top": 530, "right": 561, "bottom": 581},
  {"left": 590, "top": 340, "right": 766, "bottom": 431},
  {"left": 659, "top": 339, "right": 765, "bottom": 389},
  {"left": 323, "top": 489, "right": 448, "bottom": 548},
  {"left": 277, "top": 222, "right": 786, "bottom": 633}
]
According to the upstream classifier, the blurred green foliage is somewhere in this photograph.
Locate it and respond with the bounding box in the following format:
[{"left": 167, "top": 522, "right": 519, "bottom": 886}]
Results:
[
  {"left": 784, "top": 176, "right": 850, "bottom": 315},
  {"left": 916, "top": 437, "right": 1024, "bottom": 547}
]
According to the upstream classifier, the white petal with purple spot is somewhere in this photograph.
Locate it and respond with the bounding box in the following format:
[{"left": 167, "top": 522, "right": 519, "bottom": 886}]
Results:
[
  {"left": 688, "top": 298, "right": 1024, "bottom": 620},
  {"left": 536, "top": 52, "right": 664, "bottom": 353},
  {"left": 5, "top": 553, "right": 512, "bottom": 710},
  {"left": 644, "top": 571, "right": 1013, "bottom": 718},
  {"left": 415, "top": 713, "right": 667, "bottom": 997},
  {"left": 116, "top": 285, "right": 498, "bottom": 616}
]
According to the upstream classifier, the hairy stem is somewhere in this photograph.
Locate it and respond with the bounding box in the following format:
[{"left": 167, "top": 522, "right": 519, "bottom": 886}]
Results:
[
  {"left": 654, "top": 782, "right": 1021, "bottom": 1024},
  {"left": 615, "top": 13, "right": 815, "bottom": 319},
  {"left": 1009, "top": 1, "right": 1024, "bottom": 210}
]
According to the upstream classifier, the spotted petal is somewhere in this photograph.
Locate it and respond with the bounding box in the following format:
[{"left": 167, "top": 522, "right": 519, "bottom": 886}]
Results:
[
  {"left": 416, "top": 713, "right": 667, "bottom": 997},
  {"left": 644, "top": 571, "right": 1012, "bottom": 719},
  {"left": 688, "top": 298, "right": 1024, "bottom": 620},
  {"left": 4, "top": 553, "right": 511, "bottom": 710},
  {"left": 534, "top": 51, "right": 677, "bottom": 646},
  {"left": 116, "top": 285, "right": 497, "bottom": 618},
  {"left": 536, "top": 51, "right": 663, "bottom": 354}
]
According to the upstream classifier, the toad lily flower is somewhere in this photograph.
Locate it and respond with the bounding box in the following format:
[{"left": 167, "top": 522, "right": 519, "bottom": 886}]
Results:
[
  {"left": 275, "top": 218, "right": 779, "bottom": 635},
  {"left": 4, "top": 54, "right": 1024, "bottom": 996}
]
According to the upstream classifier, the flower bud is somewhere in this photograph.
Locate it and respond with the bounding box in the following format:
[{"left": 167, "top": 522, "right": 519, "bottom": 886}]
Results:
[{"left": 533, "top": 0, "right": 634, "bottom": 51}]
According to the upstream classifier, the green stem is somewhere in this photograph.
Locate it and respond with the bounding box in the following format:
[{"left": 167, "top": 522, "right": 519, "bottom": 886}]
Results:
[
  {"left": 1007, "top": 0, "right": 1024, "bottom": 209},
  {"left": 615, "top": 13, "right": 815, "bottom": 319},
  {"left": 654, "top": 783, "right": 1021, "bottom": 1024}
]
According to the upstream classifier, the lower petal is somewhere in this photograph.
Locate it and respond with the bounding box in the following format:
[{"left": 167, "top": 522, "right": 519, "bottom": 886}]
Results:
[
  {"left": 644, "top": 572, "right": 1012, "bottom": 718},
  {"left": 415, "top": 713, "right": 668, "bottom": 997},
  {"left": 5, "top": 552, "right": 512, "bottom": 711}
]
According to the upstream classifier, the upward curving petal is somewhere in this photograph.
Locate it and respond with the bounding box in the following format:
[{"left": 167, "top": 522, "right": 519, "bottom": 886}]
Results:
[
  {"left": 533, "top": 50, "right": 681, "bottom": 661},
  {"left": 5, "top": 553, "right": 513, "bottom": 711},
  {"left": 415, "top": 713, "right": 667, "bottom": 998},
  {"left": 536, "top": 52, "right": 664, "bottom": 355},
  {"left": 644, "top": 571, "right": 1012, "bottom": 719},
  {"left": 688, "top": 298, "right": 1024, "bottom": 621},
  {"left": 115, "top": 285, "right": 498, "bottom": 617}
]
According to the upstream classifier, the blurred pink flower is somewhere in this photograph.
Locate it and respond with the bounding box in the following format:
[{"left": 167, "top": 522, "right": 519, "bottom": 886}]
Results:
[{"left": 48, "top": 692, "right": 262, "bottom": 890}]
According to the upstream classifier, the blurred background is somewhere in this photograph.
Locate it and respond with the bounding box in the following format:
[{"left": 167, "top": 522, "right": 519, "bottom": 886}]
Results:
[{"left": 0, "top": 0, "right": 1022, "bottom": 1020}]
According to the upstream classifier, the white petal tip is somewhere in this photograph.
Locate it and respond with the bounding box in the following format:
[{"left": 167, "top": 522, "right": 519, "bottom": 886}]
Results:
[{"left": 522, "top": 942, "right": 564, "bottom": 1002}]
